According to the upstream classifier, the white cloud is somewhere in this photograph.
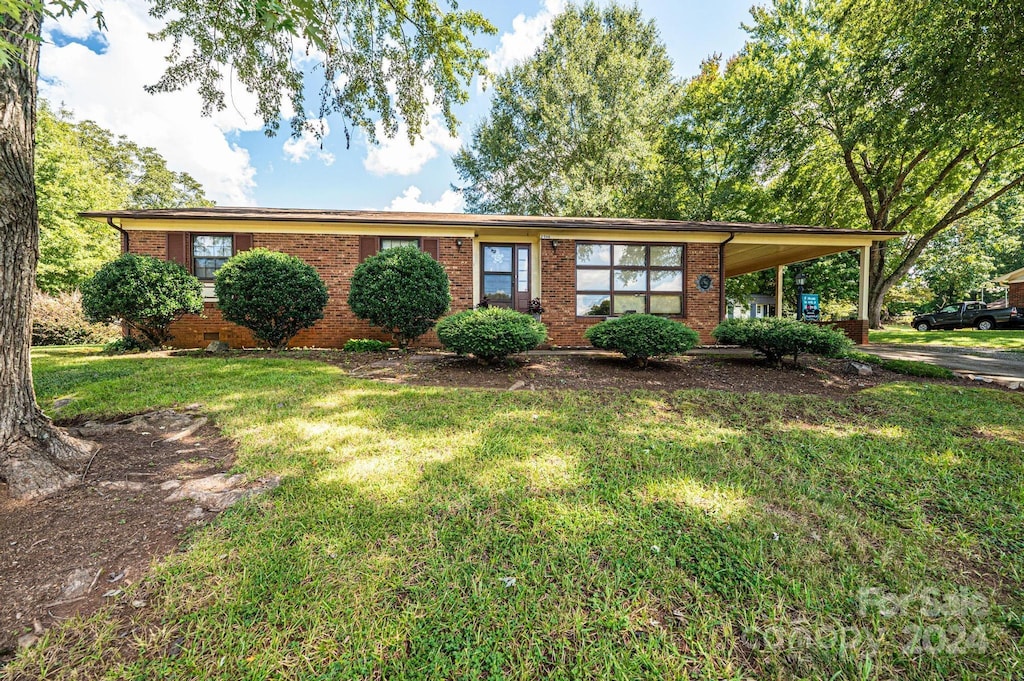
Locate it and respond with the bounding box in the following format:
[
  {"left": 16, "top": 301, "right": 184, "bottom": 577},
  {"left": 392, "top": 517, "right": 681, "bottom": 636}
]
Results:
[
  {"left": 40, "top": 1, "right": 260, "bottom": 205},
  {"left": 485, "top": 0, "right": 565, "bottom": 79},
  {"left": 385, "top": 186, "right": 464, "bottom": 213},
  {"left": 363, "top": 111, "right": 461, "bottom": 176},
  {"left": 282, "top": 119, "right": 335, "bottom": 165}
]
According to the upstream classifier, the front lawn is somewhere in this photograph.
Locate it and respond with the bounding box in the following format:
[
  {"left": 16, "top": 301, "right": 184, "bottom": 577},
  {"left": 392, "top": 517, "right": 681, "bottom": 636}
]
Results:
[
  {"left": 9, "top": 348, "right": 1024, "bottom": 679},
  {"left": 870, "top": 325, "right": 1024, "bottom": 350}
]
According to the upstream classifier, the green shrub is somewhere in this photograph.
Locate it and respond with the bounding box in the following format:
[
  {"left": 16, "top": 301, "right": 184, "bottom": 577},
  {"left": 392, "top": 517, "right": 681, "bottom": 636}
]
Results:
[
  {"left": 343, "top": 338, "right": 391, "bottom": 352},
  {"left": 713, "top": 317, "right": 853, "bottom": 366},
  {"left": 32, "top": 290, "right": 118, "bottom": 346},
  {"left": 348, "top": 246, "right": 450, "bottom": 348},
  {"left": 82, "top": 253, "right": 203, "bottom": 348},
  {"left": 214, "top": 249, "right": 328, "bottom": 348},
  {"left": 102, "top": 336, "right": 151, "bottom": 354},
  {"left": 584, "top": 314, "right": 700, "bottom": 367},
  {"left": 436, "top": 307, "right": 547, "bottom": 363}
]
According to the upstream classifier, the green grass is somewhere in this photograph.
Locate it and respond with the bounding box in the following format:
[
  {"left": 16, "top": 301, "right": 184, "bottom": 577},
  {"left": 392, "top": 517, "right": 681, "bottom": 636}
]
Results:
[
  {"left": 10, "top": 347, "right": 1024, "bottom": 679},
  {"left": 871, "top": 325, "right": 1024, "bottom": 350},
  {"left": 846, "top": 351, "right": 956, "bottom": 379}
]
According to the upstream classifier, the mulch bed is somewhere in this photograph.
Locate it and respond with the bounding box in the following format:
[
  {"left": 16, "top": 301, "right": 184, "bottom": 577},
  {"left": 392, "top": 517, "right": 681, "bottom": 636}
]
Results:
[
  {"left": 0, "top": 418, "right": 236, "bottom": 661},
  {"left": 177, "top": 348, "right": 963, "bottom": 400}
]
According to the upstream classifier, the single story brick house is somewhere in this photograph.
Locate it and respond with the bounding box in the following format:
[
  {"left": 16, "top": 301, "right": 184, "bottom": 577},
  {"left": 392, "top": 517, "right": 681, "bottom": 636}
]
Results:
[
  {"left": 996, "top": 267, "right": 1024, "bottom": 309},
  {"left": 82, "top": 208, "right": 898, "bottom": 347}
]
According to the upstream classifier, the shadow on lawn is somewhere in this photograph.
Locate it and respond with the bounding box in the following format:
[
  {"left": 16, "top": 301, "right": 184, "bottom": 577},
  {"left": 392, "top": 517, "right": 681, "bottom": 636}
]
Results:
[{"left": 18, "top": 352, "right": 1024, "bottom": 680}]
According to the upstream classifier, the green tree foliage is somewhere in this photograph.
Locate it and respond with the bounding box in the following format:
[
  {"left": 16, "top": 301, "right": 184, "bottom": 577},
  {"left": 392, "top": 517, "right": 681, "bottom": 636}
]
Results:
[
  {"left": 454, "top": 2, "right": 678, "bottom": 216},
  {"left": 733, "top": 0, "right": 1024, "bottom": 326},
  {"left": 34, "top": 102, "right": 124, "bottom": 293},
  {"left": 81, "top": 254, "right": 203, "bottom": 348},
  {"left": 436, "top": 307, "right": 547, "bottom": 363},
  {"left": 712, "top": 317, "right": 852, "bottom": 367},
  {"left": 146, "top": 0, "right": 494, "bottom": 143},
  {"left": 348, "top": 247, "right": 450, "bottom": 348},
  {"left": 214, "top": 249, "right": 329, "bottom": 348},
  {"left": 34, "top": 102, "right": 213, "bottom": 293},
  {"left": 654, "top": 56, "right": 764, "bottom": 222},
  {"left": 584, "top": 315, "right": 699, "bottom": 367}
]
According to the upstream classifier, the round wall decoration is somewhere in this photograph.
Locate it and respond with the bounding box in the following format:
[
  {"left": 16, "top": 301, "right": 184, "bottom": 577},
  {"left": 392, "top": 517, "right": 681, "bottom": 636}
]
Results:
[{"left": 696, "top": 274, "right": 714, "bottom": 292}]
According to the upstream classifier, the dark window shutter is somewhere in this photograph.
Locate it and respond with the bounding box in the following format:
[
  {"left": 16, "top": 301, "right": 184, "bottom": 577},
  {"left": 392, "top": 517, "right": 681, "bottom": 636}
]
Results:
[
  {"left": 359, "top": 236, "right": 378, "bottom": 262},
  {"left": 423, "top": 238, "right": 439, "bottom": 260},
  {"left": 167, "top": 233, "right": 189, "bottom": 269},
  {"left": 234, "top": 233, "right": 253, "bottom": 254}
]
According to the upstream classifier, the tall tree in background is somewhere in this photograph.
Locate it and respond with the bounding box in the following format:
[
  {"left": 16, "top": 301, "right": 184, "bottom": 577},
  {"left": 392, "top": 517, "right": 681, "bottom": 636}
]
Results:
[
  {"left": 36, "top": 102, "right": 213, "bottom": 292},
  {"left": 1, "top": 0, "right": 493, "bottom": 499},
  {"left": 736, "top": 0, "right": 1024, "bottom": 327},
  {"left": 454, "top": 2, "right": 678, "bottom": 217}
]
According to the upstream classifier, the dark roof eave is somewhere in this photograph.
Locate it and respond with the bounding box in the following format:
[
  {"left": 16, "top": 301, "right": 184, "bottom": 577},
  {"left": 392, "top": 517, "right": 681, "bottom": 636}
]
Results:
[{"left": 80, "top": 207, "right": 904, "bottom": 239}]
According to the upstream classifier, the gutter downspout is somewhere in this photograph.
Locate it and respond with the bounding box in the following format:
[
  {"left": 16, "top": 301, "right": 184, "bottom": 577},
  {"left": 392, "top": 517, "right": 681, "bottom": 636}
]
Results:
[
  {"left": 718, "top": 232, "right": 736, "bottom": 320},
  {"left": 107, "top": 217, "right": 129, "bottom": 253}
]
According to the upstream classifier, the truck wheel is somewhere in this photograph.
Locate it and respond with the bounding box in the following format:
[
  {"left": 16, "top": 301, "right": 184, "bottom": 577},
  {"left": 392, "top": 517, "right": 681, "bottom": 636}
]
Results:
[
  {"left": 976, "top": 318, "right": 995, "bottom": 331},
  {"left": 915, "top": 321, "right": 930, "bottom": 332}
]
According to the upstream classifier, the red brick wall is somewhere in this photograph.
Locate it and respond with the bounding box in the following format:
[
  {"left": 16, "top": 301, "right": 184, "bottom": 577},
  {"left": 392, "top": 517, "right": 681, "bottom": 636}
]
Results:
[
  {"left": 814, "top": 319, "right": 869, "bottom": 345},
  {"left": 1009, "top": 282, "right": 1024, "bottom": 310},
  {"left": 538, "top": 239, "right": 723, "bottom": 346},
  {"left": 126, "top": 231, "right": 473, "bottom": 348}
]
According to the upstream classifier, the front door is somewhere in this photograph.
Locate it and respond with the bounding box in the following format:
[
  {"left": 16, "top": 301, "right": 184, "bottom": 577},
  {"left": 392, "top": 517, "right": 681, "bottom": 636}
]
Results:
[{"left": 481, "top": 244, "right": 531, "bottom": 312}]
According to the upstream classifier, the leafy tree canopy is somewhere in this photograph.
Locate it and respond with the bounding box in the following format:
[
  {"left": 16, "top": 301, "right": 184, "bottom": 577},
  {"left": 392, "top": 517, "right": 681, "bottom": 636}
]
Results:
[
  {"left": 731, "top": 0, "right": 1024, "bottom": 326},
  {"left": 34, "top": 101, "right": 213, "bottom": 293},
  {"left": 454, "top": 2, "right": 678, "bottom": 216}
]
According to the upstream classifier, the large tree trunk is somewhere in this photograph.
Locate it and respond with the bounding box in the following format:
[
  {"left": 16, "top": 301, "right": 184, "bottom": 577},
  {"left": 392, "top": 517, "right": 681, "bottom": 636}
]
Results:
[{"left": 1, "top": 10, "right": 96, "bottom": 499}]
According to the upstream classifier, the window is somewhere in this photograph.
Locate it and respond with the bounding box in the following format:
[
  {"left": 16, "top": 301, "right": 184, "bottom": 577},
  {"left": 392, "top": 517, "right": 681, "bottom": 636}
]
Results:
[
  {"left": 380, "top": 238, "right": 420, "bottom": 250},
  {"left": 575, "top": 243, "right": 684, "bottom": 316},
  {"left": 192, "top": 235, "right": 234, "bottom": 280},
  {"left": 482, "top": 245, "right": 514, "bottom": 305}
]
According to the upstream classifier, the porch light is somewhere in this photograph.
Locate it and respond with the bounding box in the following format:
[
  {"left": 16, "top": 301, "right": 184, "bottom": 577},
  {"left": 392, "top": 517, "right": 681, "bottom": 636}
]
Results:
[
  {"left": 455, "top": 238, "right": 463, "bottom": 250},
  {"left": 550, "top": 239, "right": 561, "bottom": 251}
]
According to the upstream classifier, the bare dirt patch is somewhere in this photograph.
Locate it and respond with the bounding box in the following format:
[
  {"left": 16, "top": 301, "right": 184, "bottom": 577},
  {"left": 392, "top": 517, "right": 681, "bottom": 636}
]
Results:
[
  {"left": 0, "top": 411, "right": 240, "bottom": 660},
  {"left": 181, "top": 348, "right": 962, "bottom": 399}
]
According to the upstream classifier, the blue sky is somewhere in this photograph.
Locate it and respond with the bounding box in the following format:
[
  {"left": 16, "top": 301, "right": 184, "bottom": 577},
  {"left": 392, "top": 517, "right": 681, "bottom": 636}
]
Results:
[{"left": 40, "top": 0, "right": 757, "bottom": 211}]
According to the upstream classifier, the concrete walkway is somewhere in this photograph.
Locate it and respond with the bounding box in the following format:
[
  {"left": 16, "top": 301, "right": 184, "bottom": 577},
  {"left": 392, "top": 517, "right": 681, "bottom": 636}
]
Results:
[{"left": 861, "top": 344, "right": 1024, "bottom": 387}]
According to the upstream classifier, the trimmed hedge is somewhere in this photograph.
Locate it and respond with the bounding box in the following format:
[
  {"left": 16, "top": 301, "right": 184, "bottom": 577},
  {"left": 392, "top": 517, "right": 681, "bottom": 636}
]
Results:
[
  {"left": 713, "top": 317, "right": 852, "bottom": 366},
  {"left": 32, "top": 290, "right": 118, "bottom": 346},
  {"left": 82, "top": 253, "right": 203, "bottom": 348},
  {"left": 343, "top": 338, "right": 391, "bottom": 352},
  {"left": 348, "top": 246, "right": 450, "bottom": 348},
  {"left": 584, "top": 314, "right": 700, "bottom": 367},
  {"left": 436, "top": 307, "right": 547, "bottom": 363},
  {"left": 215, "top": 249, "right": 329, "bottom": 348}
]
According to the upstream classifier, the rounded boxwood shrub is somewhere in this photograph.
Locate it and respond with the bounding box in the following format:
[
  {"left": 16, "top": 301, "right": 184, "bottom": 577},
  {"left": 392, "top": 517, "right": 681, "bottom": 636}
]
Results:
[
  {"left": 712, "top": 317, "right": 853, "bottom": 366},
  {"left": 348, "top": 246, "right": 450, "bottom": 348},
  {"left": 584, "top": 314, "right": 700, "bottom": 367},
  {"left": 82, "top": 253, "right": 203, "bottom": 348},
  {"left": 436, "top": 307, "right": 547, "bottom": 363},
  {"left": 214, "top": 248, "right": 329, "bottom": 349}
]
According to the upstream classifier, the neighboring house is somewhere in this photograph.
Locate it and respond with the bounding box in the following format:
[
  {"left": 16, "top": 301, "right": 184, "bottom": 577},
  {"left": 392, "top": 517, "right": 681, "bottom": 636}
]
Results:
[
  {"left": 82, "top": 208, "right": 898, "bottom": 347},
  {"left": 995, "top": 267, "right": 1024, "bottom": 309},
  {"left": 727, "top": 294, "right": 777, "bottom": 320}
]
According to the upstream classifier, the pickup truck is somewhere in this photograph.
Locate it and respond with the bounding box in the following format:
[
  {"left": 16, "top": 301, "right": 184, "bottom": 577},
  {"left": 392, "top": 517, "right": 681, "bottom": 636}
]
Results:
[{"left": 912, "top": 301, "right": 1022, "bottom": 332}]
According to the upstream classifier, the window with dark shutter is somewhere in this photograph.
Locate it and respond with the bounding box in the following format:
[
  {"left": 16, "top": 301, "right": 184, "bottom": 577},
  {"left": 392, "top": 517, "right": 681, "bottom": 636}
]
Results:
[
  {"left": 422, "top": 238, "right": 439, "bottom": 260},
  {"left": 234, "top": 233, "right": 253, "bottom": 253},
  {"left": 358, "top": 236, "right": 379, "bottom": 262},
  {"left": 167, "top": 233, "right": 190, "bottom": 268}
]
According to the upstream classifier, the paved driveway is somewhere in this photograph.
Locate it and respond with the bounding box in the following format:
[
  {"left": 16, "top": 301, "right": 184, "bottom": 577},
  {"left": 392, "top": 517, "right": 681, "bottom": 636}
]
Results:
[{"left": 862, "top": 344, "right": 1024, "bottom": 386}]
